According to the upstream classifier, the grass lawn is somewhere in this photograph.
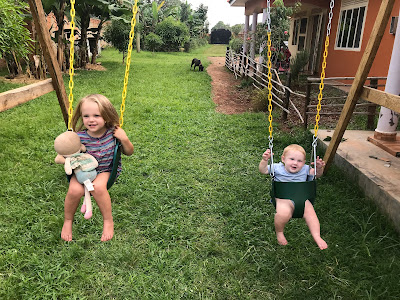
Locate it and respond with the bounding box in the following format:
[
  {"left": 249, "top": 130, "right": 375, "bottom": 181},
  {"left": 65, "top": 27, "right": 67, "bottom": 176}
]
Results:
[{"left": 0, "top": 45, "right": 399, "bottom": 299}]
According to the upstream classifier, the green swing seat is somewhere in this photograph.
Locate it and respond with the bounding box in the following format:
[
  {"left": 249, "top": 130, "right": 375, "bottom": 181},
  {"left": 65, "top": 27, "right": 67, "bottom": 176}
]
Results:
[
  {"left": 107, "top": 141, "right": 122, "bottom": 190},
  {"left": 270, "top": 180, "right": 317, "bottom": 218}
]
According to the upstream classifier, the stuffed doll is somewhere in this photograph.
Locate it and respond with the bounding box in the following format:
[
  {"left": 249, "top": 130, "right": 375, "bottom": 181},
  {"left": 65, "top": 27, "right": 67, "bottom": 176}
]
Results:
[{"left": 54, "top": 131, "right": 98, "bottom": 219}]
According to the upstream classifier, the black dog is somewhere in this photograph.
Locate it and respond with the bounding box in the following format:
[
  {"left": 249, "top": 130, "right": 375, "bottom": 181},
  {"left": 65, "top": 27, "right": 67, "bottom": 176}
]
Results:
[{"left": 191, "top": 58, "right": 204, "bottom": 71}]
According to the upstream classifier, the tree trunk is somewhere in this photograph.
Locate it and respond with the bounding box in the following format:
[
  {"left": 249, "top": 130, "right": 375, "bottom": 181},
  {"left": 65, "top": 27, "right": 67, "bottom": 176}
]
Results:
[
  {"left": 79, "top": 13, "right": 90, "bottom": 68},
  {"left": 56, "top": 0, "right": 66, "bottom": 71},
  {"left": 136, "top": 13, "right": 141, "bottom": 53},
  {"left": 91, "top": 20, "right": 104, "bottom": 64}
]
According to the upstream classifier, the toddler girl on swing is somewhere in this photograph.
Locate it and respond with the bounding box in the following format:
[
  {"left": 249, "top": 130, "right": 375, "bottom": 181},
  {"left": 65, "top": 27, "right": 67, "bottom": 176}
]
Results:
[
  {"left": 259, "top": 144, "right": 327, "bottom": 250},
  {"left": 61, "top": 94, "right": 134, "bottom": 242}
]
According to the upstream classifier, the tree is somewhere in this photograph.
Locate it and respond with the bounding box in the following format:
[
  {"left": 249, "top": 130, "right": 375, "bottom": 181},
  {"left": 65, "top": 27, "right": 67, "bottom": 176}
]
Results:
[
  {"left": 103, "top": 19, "right": 131, "bottom": 62},
  {"left": 231, "top": 24, "right": 243, "bottom": 37},
  {"left": 144, "top": 32, "right": 163, "bottom": 52},
  {"left": 0, "top": 0, "right": 33, "bottom": 77},
  {"left": 211, "top": 21, "right": 230, "bottom": 31},
  {"left": 256, "top": 0, "right": 299, "bottom": 66},
  {"left": 42, "top": 0, "right": 67, "bottom": 71},
  {"left": 155, "top": 16, "right": 188, "bottom": 51}
]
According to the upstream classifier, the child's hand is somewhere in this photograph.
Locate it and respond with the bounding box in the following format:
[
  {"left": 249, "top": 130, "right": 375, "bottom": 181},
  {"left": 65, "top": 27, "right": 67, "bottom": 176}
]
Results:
[
  {"left": 315, "top": 157, "right": 325, "bottom": 169},
  {"left": 113, "top": 126, "right": 129, "bottom": 142},
  {"left": 311, "top": 156, "right": 325, "bottom": 177},
  {"left": 262, "top": 149, "right": 272, "bottom": 161}
]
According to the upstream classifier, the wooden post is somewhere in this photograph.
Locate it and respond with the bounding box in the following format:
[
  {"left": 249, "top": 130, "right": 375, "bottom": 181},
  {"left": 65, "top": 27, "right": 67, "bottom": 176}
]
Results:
[
  {"left": 27, "top": 0, "right": 69, "bottom": 127},
  {"left": 323, "top": 0, "right": 396, "bottom": 172},
  {"left": 367, "top": 78, "right": 378, "bottom": 130},
  {"left": 282, "top": 73, "right": 291, "bottom": 120},
  {"left": 304, "top": 79, "right": 312, "bottom": 130}
]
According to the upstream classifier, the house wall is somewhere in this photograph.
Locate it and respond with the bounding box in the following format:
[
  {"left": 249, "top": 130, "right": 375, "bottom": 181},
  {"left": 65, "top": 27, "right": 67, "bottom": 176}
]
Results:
[{"left": 325, "top": 0, "right": 400, "bottom": 78}]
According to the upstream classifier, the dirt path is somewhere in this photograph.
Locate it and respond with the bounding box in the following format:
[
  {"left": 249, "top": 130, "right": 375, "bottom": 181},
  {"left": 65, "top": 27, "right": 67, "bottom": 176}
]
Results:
[{"left": 207, "top": 57, "right": 253, "bottom": 114}]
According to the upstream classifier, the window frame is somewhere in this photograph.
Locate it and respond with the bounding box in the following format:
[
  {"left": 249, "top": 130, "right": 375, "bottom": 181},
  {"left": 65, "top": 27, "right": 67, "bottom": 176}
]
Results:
[
  {"left": 291, "top": 17, "right": 308, "bottom": 51},
  {"left": 334, "top": 1, "right": 368, "bottom": 52}
]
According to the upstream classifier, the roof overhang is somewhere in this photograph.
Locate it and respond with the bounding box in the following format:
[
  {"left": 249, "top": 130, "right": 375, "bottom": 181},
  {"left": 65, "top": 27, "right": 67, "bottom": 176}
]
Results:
[{"left": 229, "top": 0, "right": 247, "bottom": 7}]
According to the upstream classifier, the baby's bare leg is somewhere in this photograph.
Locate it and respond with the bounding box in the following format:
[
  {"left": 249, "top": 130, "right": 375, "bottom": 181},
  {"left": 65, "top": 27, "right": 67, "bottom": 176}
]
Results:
[
  {"left": 303, "top": 200, "right": 328, "bottom": 250},
  {"left": 275, "top": 198, "right": 294, "bottom": 245},
  {"left": 91, "top": 172, "right": 114, "bottom": 242},
  {"left": 62, "top": 176, "right": 84, "bottom": 241}
]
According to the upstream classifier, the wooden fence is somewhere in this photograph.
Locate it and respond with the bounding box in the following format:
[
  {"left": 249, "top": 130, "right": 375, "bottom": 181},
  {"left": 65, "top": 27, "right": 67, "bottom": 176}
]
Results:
[{"left": 225, "top": 48, "right": 387, "bottom": 129}]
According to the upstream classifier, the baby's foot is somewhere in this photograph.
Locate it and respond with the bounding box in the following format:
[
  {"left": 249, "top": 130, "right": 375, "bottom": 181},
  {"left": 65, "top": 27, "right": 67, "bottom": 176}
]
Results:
[
  {"left": 276, "top": 232, "right": 288, "bottom": 246},
  {"left": 80, "top": 203, "right": 86, "bottom": 213},
  {"left": 314, "top": 237, "right": 328, "bottom": 250},
  {"left": 101, "top": 220, "right": 114, "bottom": 242},
  {"left": 61, "top": 220, "right": 73, "bottom": 241}
]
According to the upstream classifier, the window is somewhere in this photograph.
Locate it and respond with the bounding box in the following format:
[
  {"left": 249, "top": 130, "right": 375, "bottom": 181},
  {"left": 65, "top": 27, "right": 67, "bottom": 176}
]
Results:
[
  {"left": 292, "top": 18, "right": 308, "bottom": 50},
  {"left": 292, "top": 19, "right": 299, "bottom": 45},
  {"left": 335, "top": 0, "right": 368, "bottom": 50}
]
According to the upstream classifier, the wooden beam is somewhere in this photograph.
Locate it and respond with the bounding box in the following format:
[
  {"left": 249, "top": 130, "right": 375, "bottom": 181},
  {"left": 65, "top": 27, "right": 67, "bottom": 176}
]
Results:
[
  {"left": 360, "top": 86, "right": 400, "bottom": 113},
  {"left": 322, "top": 0, "right": 396, "bottom": 173},
  {"left": 0, "top": 78, "right": 54, "bottom": 112},
  {"left": 27, "top": 0, "right": 69, "bottom": 127}
]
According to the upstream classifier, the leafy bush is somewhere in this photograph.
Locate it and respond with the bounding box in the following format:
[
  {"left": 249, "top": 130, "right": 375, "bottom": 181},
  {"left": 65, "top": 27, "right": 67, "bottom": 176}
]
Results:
[
  {"left": 290, "top": 50, "right": 309, "bottom": 81},
  {"left": 229, "top": 38, "right": 243, "bottom": 53},
  {"left": 0, "top": 0, "right": 33, "bottom": 76},
  {"left": 250, "top": 88, "right": 268, "bottom": 112},
  {"left": 155, "top": 16, "right": 189, "bottom": 52},
  {"left": 103, "top": 19, "right": 132, "bottom": 58},
  {"left": 144, "top": 32, "right": 163, "bottom": 52}
]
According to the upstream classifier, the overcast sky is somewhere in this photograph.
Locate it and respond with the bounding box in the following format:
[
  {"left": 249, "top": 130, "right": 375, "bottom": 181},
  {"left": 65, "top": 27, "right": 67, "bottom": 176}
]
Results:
[{"left": 185, "top": 0, "right": 245, "bottom": 30}]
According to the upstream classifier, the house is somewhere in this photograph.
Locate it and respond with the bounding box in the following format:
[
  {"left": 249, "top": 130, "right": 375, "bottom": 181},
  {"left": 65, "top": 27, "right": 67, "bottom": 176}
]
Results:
[{"left": 229, "top": 0, "right": 400, "bottom": 78}]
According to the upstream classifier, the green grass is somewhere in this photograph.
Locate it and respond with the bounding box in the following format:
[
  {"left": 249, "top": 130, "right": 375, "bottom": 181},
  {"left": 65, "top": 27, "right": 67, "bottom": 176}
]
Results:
[{"left": 1, "top": 46, "right": 400, "bottom": 299}]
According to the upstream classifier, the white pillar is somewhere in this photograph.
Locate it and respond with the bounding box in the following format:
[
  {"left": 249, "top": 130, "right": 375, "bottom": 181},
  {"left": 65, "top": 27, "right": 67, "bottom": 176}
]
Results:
[
  {"left": 375, "top": 8, "right": 400, "bottom": 137},
  {"left": 243, "top": 15, "right": 250, "bottom": 54},
  {"left": 241, "top": 15, "right": 250, "bottom": 75},
  {"left": 250, "top": 12, "right": 258, "bottom": 65},
  {"left": 258, "top": 8, "right": 268, "bottom": 68}
]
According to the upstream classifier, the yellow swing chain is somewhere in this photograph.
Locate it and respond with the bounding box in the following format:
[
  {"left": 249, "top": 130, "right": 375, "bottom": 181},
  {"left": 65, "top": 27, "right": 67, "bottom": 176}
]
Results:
[
  {"left": 120, "top": 0, "right": 139, "bottom": 128},
  {"left": 314, "top": 0, "right": 335, "bottom": 138},
  {"left": 67, "top": 0, "right": 76, "bottom": 130},
  {"left": 266, "top": 0, "right": 273, "bottom": 140},
  {"left": 265, "top": 0, "right": 276, "bottom": 176}
]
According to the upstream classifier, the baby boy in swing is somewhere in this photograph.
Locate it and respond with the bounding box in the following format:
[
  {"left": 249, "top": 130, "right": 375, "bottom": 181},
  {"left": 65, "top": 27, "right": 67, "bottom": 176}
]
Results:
[{"left": 259, "top": 144, "right": 328, "bottom": 250}]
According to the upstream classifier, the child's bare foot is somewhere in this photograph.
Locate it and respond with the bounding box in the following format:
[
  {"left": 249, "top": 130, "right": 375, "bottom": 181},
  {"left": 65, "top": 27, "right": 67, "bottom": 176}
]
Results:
[
  {"left": 276, "top": 232, "right": 288, "bottom": 245},
  {"left": 314, "top": 237, "right": 328, "bottom": 250},
  {"left": 61, "top": 220, "right": 73, "bottom": 241},
  {"left": 101, "top": 220, "right": 114, "bottom": 242}
]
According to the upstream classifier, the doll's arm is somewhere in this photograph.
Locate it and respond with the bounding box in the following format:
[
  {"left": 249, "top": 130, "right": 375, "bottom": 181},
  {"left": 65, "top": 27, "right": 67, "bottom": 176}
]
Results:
[
  {"left": 55, "top": 154, "right": 66, "bottom": 164},
  {"left": 64, "top": 157, "right": 73, "bottom": 175}
]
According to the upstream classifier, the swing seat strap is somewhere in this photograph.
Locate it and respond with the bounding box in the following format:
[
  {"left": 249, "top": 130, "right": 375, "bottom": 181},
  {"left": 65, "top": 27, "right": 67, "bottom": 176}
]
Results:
[{"left": 270, "top": 180, "right": 317, "bottom": 218}]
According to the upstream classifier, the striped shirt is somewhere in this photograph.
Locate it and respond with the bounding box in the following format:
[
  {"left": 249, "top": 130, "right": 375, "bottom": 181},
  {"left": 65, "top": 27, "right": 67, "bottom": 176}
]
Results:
[{"left": 77, "top": 129, "right": 122, "bottom": 176}]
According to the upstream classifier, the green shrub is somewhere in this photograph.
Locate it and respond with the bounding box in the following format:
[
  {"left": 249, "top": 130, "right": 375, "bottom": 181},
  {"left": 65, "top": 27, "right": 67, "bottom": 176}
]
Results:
[
  {"left": 250, "top": 88, "right": 268, "bottom": 112},
  {"left": 290, "top": 50, "right": 309, "bottom": 81},
  {"left": 229, "top": 38, "right": 243, "bottom": 53},
  {"left": 144, "top": 32, "right": 163, "bottom": 52},
  {"left": 155, "top": 16, "right": 189, "bottom": 52}
]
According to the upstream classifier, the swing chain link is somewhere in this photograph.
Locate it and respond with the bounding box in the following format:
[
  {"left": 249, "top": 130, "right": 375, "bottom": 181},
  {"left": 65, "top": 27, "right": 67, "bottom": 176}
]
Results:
[
  {"left": 314, "top": 0, "right": 335, "bottom": 137},
  {"left": 266, "top": 0, "right": 271, "bottom": 32},
  {"left": 120, "top": 0, "right": 139, "bottom": 128},
  {"left": 67, "top": 0, "right": 76, "bottom": 130}
]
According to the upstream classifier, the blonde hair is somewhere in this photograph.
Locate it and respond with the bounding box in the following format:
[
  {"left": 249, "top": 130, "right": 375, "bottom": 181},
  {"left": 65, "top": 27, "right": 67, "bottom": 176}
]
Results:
[
  {"left": 282, "top": 144, "right": 306, "bottom": 160},
  {"left": 72, "top": 94, "right": 119, "bottom": 132}
]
